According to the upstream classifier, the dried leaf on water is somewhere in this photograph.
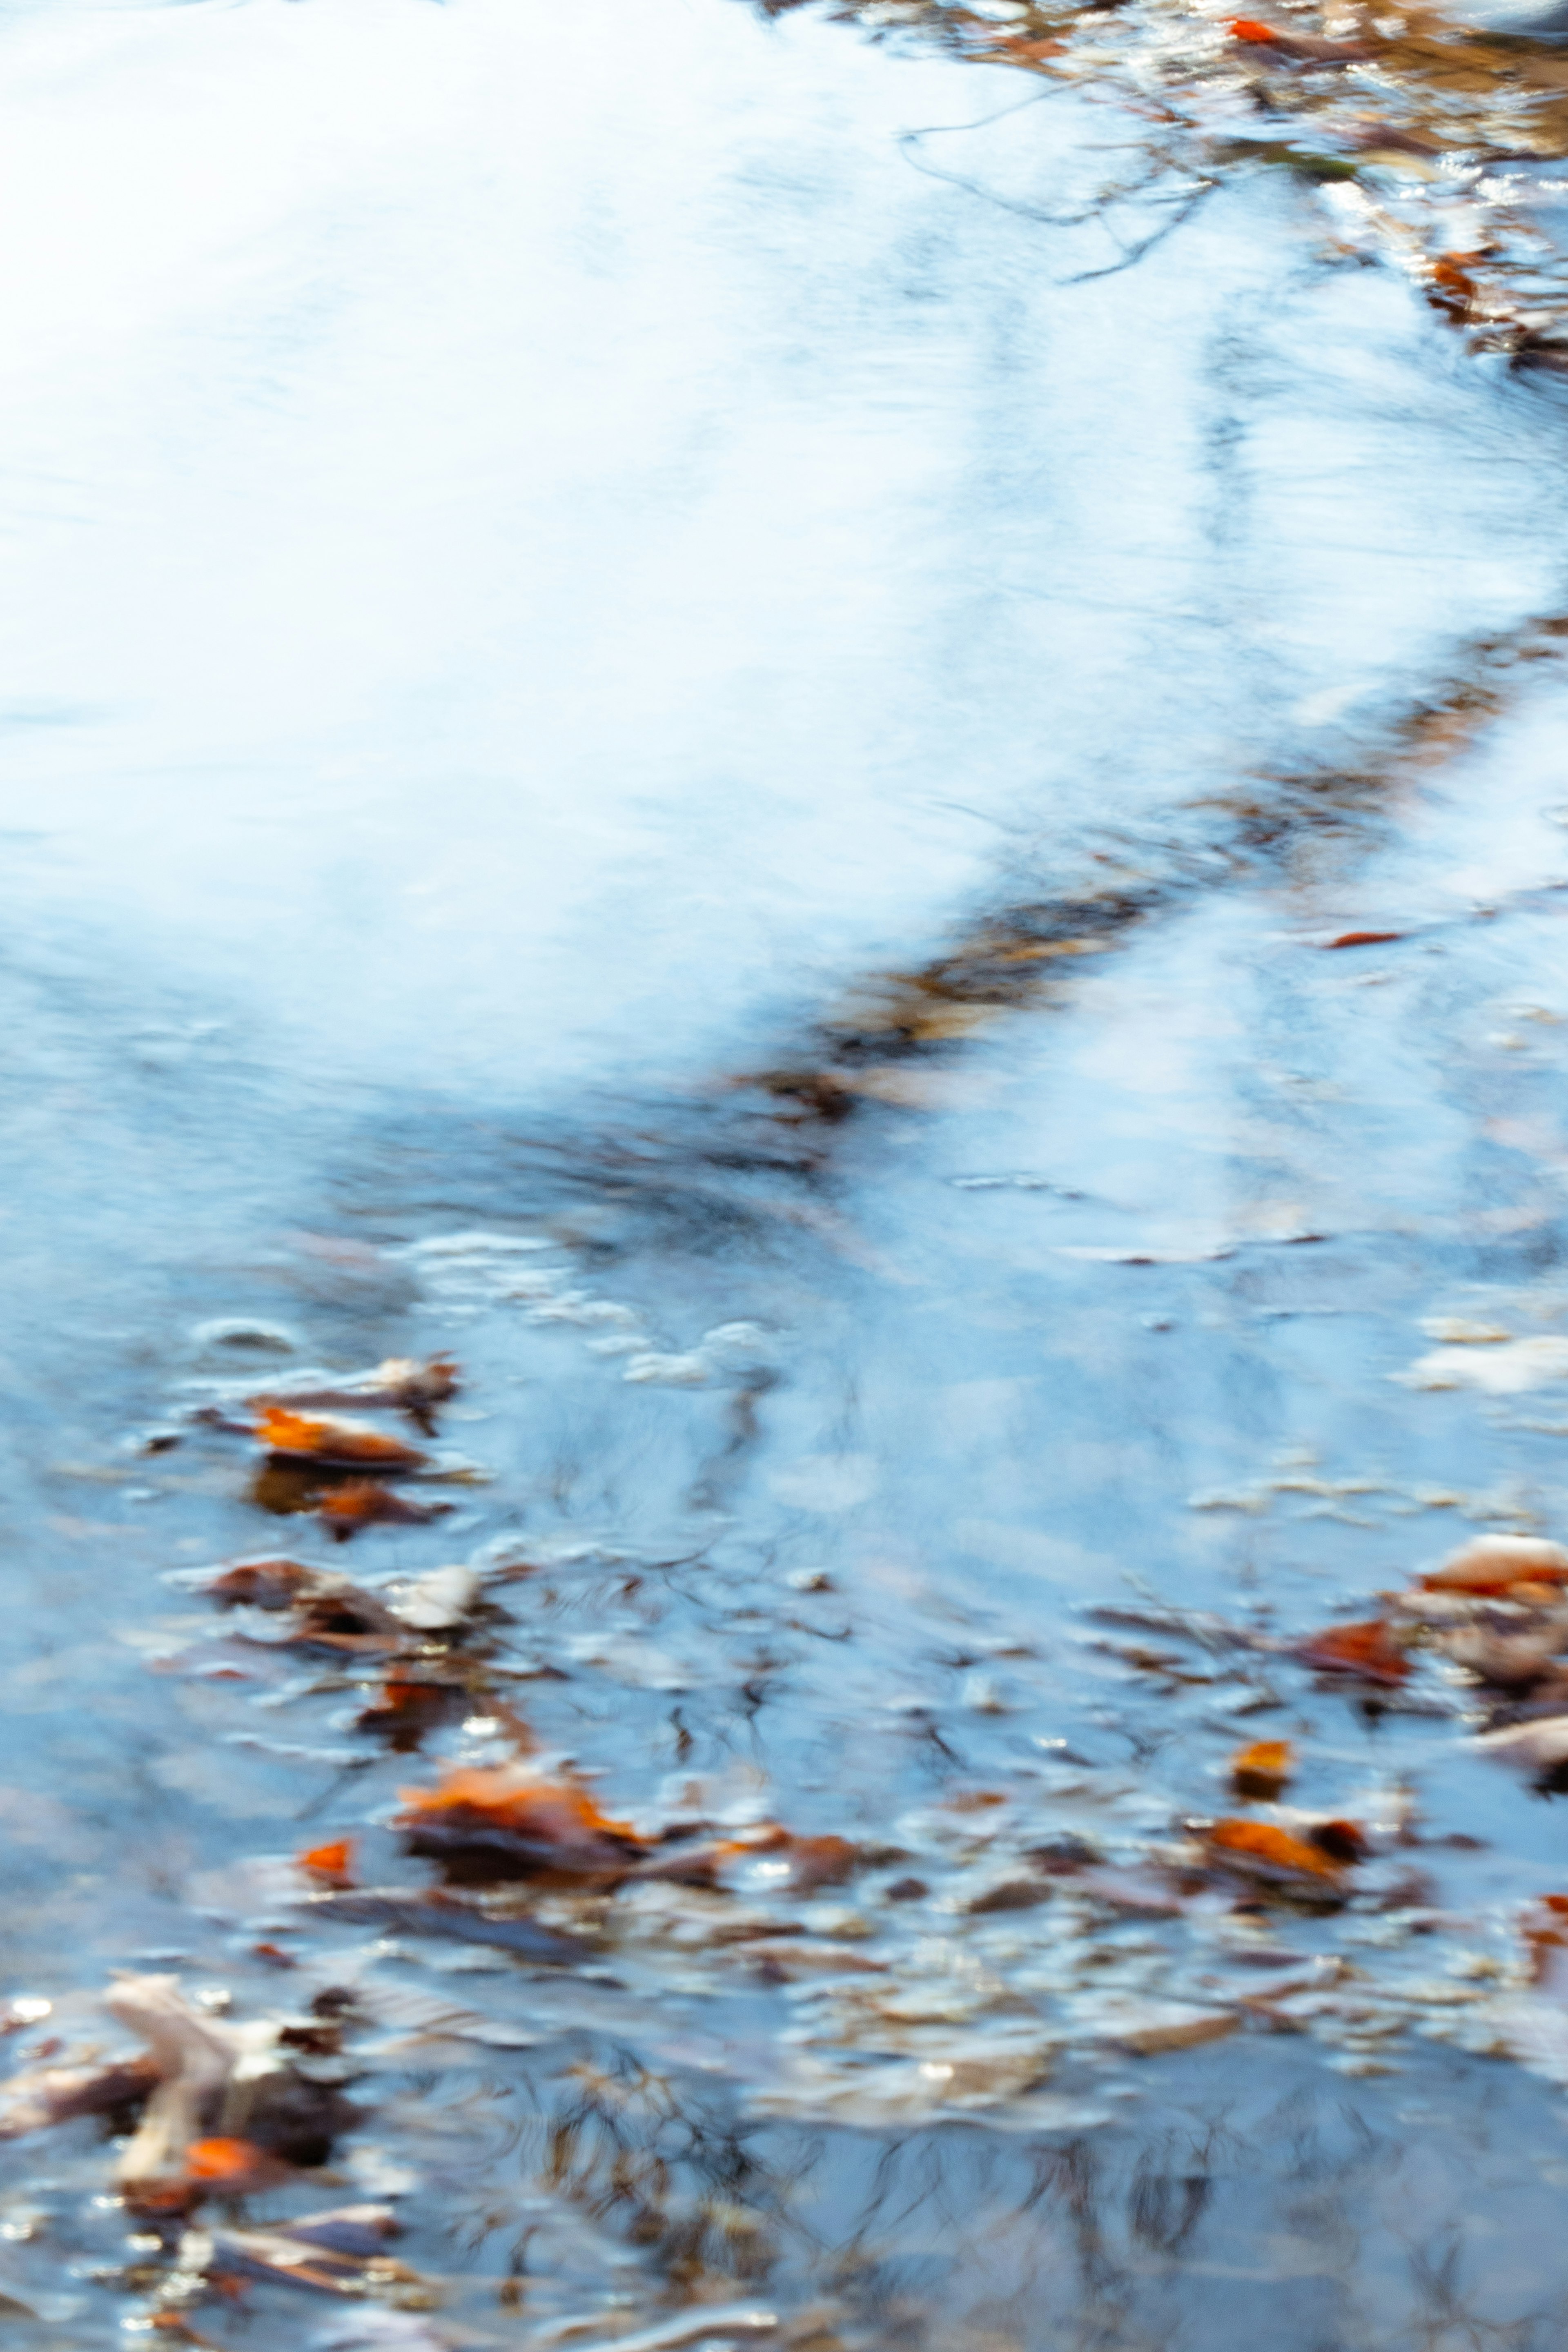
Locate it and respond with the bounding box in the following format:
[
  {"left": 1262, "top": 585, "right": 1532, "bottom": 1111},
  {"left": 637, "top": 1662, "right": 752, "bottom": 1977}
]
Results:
[
  {"left": 254, "top": 1409, "right": 427, "bottom": 1475},
  {"left": 298, "top": 1839, "right": 357, "bottom": 1889},
  {"left": 203, "top": 1559, "right": 323, "bottom": 1610},
  {"left": 1419, "top": 1535, "right": 1568, "bottom": 1597},
  {"left": 185, "top": 2136, "right": 296, "bottom": 2194},
  {"left": 396, "top": 1765, "right": 646, "bottom": 1884},
  {"left": 318, "top": 1483, "right": 452, "bottom": 1540},
  {"left": 1231, "top": 1739, "right": 1295, "bottom": 1797},
  {"left": 1203, "top": 1818, "right": 1350, "bottom": 1893},
  {"left": 1295, "top": 1618, "right": 1411, "bottom": 1684}
]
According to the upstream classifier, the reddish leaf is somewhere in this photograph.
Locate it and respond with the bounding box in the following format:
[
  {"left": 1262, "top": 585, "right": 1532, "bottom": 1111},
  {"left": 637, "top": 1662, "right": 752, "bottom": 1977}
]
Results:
[
  {"left": 296, "top": 1838, "right": 356, "bottom": 1889},
  {"left": 1295, "top": 1618, "right": 1410, "bottom": 1684},
  {"left": 1323, "top": 930, "right": 1404, "bottom": 949}
]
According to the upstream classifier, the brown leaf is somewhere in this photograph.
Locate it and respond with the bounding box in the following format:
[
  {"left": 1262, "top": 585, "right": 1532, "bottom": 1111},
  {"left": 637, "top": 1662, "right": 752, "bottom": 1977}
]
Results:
[
  {"left": 1295, "top": 1618, "right": 1411, "bottom": 1684},
  {"left": 1231, "top": 1739, "right": 1294, "bottom": 1797},
  {"left": 1322, "top": 929, "right": 1405, "bottom": 948},
  {"left": 316, "top": 1481, "right": 452, "bottom": 1539},
  {"left": 396, "top": 1765, "right": 647, "bottom": 1885},
  {"left": 1420, "top": 1535, "right": 1568, "bottom": 1597},
  {"left": 204, "top": 1559, "right": 323, "bottom": 1610}
]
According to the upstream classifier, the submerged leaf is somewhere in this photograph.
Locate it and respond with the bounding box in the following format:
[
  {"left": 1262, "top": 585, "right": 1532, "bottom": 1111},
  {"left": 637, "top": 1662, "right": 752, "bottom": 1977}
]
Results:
[{"left": 317, "top": 1482, "right": 452, "bottom": 1539}]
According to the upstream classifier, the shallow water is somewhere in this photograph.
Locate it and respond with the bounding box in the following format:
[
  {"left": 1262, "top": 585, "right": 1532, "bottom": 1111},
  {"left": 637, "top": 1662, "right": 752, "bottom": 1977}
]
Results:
[{"left": 9, "top": 0, "right": 1568, "bottom": 2343}]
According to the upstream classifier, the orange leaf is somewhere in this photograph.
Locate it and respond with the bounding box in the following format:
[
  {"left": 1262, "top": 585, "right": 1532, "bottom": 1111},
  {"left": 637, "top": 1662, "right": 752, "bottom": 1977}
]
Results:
[
  {"left": 1323, "top": 930, "right": 1404, "bottom": 949},
  {"left": 185, "top": 2137, "right": 293, "bottom": 2195},
  {"left": 254, "top": 1408, "right": 424, "bottom": 1471},
  {"left": 297, "top": 1837, "right": 356, "bottom": 1888},
  {"left": 317, "top": 1480, "right": 449, "bottom": 1537},
  {"left": 1207, "top": 1818, "right": 1344, "bottom": 1879},
  {"left": 396, "top": 1765, "right": 646, "bottom": 1880},
  {"left": 1231, "top": 1739, "right": 1294, "bottom": 1796},
  {"left": 1229, "top": 16, "right": 1282, "bottom": 37},
  {"left": 1295, "top": 1618, "right": 1410, "bottom": 1684}
]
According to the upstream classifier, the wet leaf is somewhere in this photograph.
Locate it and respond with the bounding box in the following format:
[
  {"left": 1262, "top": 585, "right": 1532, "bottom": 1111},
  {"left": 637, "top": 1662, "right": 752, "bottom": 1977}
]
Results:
[
  {"left": 297, "top": 1838, "right": 356, "bottom": 1889},
  {"left": 203, "top": 1558, "right": 323, "bottom": 1610},
  {"left": 1205, "top": 1818, "right": 1348, "bottom": 1885},
  {"left": 396, "top": 1764, "right": 647, "bottom": 1884},
  {"left": 356, "top": 1676, "right": 463, "bottom": 1750},
  {"left": 1295, "top": 1618, "right": 1411, "bottom": 1684},
  {"left": 185, "top": 2136, "right": 294, "bottom": 2193},
  {"left": 1419, "top": 1534, "right": 1568, "bottom": 1596},
  {"left": 1231, "top": 1739, "right": 1295, "bottom": 1796},
  {"left": 254, "top": 1408, "right": 426, "bottom": 1474},
  {"left": 1322, "top": 928, "right": 1405, "bottom": 947},
  {"left": 317, "top": 1482, "right": 452, "bottom": 1539},
  {"left": 1228, "top": 18, "right": 1371, "bottom": 58}
]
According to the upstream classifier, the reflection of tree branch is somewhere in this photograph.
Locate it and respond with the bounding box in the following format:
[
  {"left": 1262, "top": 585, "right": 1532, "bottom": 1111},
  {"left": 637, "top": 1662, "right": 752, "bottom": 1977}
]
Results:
[{"left": 1058, "top": 174, "right": 1217, "bottom": 284}]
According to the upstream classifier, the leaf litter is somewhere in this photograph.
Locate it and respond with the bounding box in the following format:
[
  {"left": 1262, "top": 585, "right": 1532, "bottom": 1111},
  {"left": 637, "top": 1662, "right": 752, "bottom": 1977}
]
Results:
[{"left": 29, "top": 1276, "right": 1568, "bottom": 2340}]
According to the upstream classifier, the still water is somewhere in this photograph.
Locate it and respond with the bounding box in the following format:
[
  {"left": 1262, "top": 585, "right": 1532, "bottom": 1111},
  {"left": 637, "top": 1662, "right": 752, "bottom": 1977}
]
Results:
[{"left": 7, "top": 0, "right": 1568, "bottom": 2341}]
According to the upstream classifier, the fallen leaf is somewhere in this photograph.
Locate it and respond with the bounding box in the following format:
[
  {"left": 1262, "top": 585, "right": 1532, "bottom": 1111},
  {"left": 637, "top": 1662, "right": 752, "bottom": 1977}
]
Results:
[
  {"left": 1420, "top": 1535, "right": 1568, "bottom": 1596},
  {"left": 254, "top": 1409, "right": 426, "bottom": 1474},
  {"left": 1231, "top": 1739, "right": 1294, "bottom": 1796},
  {"left": 297, "top": 1839, "right": 356, "bottom": 1889},
  {"left": 1295, "top": 1618, "right": 1411, "bottom": 1684},
  {"left": 1205, "top": 1817, "right": 1347, "bottom": 1883},
  {"left": 396, "top": 1765, "right": 646, "bottom": 1884},
  {"left": 204, "top": 1559, "right": 322, "bottom": 1610},
  {"left": 1322, "top": 929, "right": 1405, "bottom": 948},
  {"left": 356, "top": 1677, "right": 462, "bottom": 1750},
  {"left": 186, "top": 2136, "right": 294, "bottom": 2193},
  {"left": 317, "top": 1482, "right": 452, "bottom": 1539}
]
